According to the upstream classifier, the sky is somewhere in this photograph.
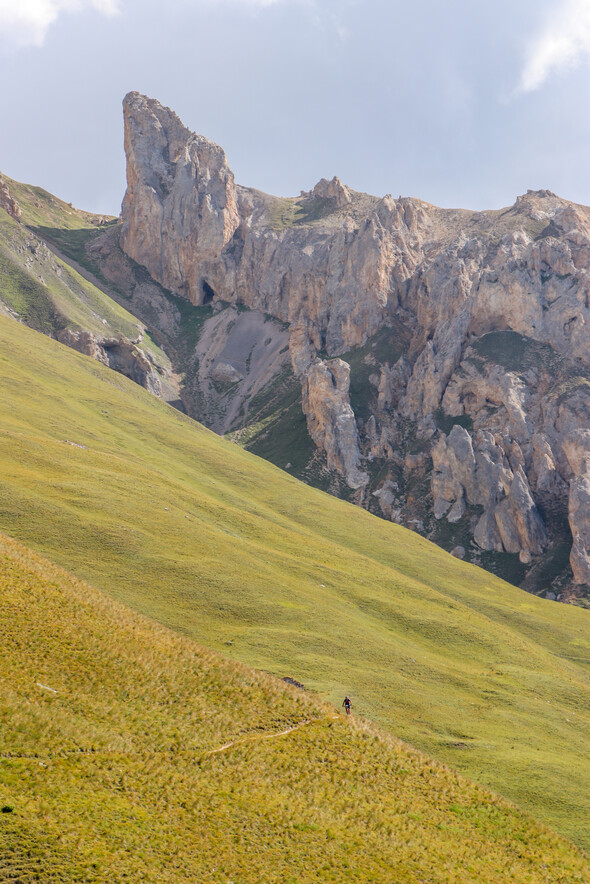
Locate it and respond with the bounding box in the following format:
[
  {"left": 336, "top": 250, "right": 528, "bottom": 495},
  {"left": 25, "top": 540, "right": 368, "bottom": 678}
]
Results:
[{"left": 0, "top": 0, "right": 589, "bottom": 215}]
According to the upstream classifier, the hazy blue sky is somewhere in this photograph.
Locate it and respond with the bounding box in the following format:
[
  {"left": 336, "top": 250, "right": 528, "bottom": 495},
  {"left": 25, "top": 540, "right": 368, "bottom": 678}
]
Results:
[{"left": 1, "top": 0, "right": 589, "bottom": 214}]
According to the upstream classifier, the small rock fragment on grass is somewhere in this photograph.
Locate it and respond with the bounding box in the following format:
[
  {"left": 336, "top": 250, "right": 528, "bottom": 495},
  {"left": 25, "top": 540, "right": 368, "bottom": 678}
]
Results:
[{"left": 282, "top": 676, "right": 305, "bottom": 690}]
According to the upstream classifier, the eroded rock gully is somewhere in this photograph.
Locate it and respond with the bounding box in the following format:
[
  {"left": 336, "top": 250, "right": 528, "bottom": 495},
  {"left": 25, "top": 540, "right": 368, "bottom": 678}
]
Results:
[{"left": 118, "top": 92, "right": 590, "bottom": 600}]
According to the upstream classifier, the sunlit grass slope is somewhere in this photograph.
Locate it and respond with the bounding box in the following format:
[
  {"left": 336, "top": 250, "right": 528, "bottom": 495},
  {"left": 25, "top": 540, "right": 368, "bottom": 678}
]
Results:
[
  {"left": 0, "top": 317, "right": 589, "bottom": 850},
  {"left": 1, "top": 534, "right": 588, "bottom": 883},
  {"left": 0, "top": 210, "right": 142, "bottom": 341},
  {"left": 0, "top": 187, "right": 174, "bottom": 385},
  {"left": 0, "top": 176, "right": 170, "bottom": 374},
  {"left": 2, "top": 176, "right": 116, "bottom": 231}
]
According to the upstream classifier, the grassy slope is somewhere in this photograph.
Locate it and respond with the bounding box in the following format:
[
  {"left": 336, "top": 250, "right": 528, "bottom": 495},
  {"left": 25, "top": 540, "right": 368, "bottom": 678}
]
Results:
[
  {"left": 2, "top": 176, "right": 115, "bottom": 230},
  {"left": 0, "top": 211, "right": 141, "bottom": 340},
  {"left": 1, "top": 534, "right": 588, "bottom": 883},
  {"left": 0, "top": 317, "right": 589, "bottom": 850},
  {"left": 0, "top": 180, "right": 173, "bottom": 384}
]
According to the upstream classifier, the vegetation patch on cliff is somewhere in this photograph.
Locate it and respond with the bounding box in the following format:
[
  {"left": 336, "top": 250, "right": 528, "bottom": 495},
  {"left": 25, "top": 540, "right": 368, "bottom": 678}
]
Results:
[
  {"left": 233, "top": 367, "right": 318, "bottom": 478},
  {"left": 472, "top": 331, "right": 561, "bottom": 376}
]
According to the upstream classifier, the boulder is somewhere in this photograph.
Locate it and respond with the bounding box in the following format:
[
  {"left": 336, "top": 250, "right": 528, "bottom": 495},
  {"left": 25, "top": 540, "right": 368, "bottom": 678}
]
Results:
[{"left": 210, "top": 362, "right": 243, "bottom": 385}]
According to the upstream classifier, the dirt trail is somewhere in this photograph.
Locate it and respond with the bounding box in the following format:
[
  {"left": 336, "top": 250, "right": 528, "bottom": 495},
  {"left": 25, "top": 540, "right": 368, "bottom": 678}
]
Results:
[
  {"left": 1, "top": 716, "right": 341, "bottom": 763},
  {"left": 207, "top": 715, "right": 339, "bottom": 757}
]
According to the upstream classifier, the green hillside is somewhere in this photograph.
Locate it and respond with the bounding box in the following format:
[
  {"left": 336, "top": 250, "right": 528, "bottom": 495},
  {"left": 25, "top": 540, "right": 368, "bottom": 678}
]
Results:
[
  {"left": 1, "top": 533, "right": 588, "bottom": 882},
  {"left": 0, "top": 178, "right": 171, "bottom": 383},
  {"left": 0, "top": 210, "right": 138, "bottom": 338},
  {"left": 1, "top": 174, "right": 118, "bottom": 271},
  {"left": 1, "top": 175, "right": 115, "bottom": 230},
  {"left": 0, "top": 316, "right": 589, "bottom": 850}
]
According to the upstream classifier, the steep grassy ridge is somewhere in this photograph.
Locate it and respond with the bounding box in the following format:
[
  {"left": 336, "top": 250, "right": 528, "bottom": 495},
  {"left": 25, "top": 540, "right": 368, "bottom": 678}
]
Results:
[
  {"left": 2, "top": 176, "right": 115, "bottom": 231},
  {"left": 1, "top": 534, "right": 588, "bottom": 882},
  {"left": 1, "top": 175, "right": 123, "bottom": 303},
  {"left": 0, "top": 317, "right": 589, "bottom": 849},
  {"left": 0, "top": 183, "right": 173, "bottom": 396},
  {"left": 0, "top": 210, "right": 142, "bottom": 340}
]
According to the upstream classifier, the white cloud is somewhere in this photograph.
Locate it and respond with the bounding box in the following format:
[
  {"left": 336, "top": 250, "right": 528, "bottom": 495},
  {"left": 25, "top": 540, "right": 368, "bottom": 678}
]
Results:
[
  {"left": 518, "top": 0, "right": 590, "bottom": 92},
  {"left": 0, "top": 0, "right": 120, "bottom": 50},
  {"left": 181, "top": 0, "right": 311, "bottom": 8}
]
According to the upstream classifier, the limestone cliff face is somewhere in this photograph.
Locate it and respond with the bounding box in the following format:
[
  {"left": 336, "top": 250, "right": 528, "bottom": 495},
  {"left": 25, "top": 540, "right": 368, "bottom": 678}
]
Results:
[
  {"left": 120, "top": 92, "right": 240, "bottom": 302},
  {"left": 119, "top": 93, "right": 590, "bottom": 599},
  {"left": 302, "top": 359, "right": 368, "bottom": 489},
  {"left": 400, "top": 195, "right": 590, "bottom": 421},
  {"left": 563, "top": 431, "right": 590, "bottom": 585},
  {"left": 121, "top": 93, "right": 427, "bottom": 371},
  {"left": 431, "top": 426, "right": 547, "bottom": 561}
]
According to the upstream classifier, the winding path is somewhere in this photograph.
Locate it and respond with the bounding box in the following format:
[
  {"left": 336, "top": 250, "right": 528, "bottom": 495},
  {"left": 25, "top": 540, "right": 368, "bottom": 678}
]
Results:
[
  {"left": 1, "top": 715, "right": 341, "bottom": 763},
  {"left": 207, "top": 715, "right": 339, "bottom": 757}
]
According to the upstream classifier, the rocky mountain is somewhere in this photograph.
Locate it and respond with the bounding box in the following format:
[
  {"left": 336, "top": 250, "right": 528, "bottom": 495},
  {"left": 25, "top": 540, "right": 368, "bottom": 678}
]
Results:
[
  {"left": 2, "top": 92, "right": 588, "bottom": 602},
  {"left": 114, "top": 92, "right": 590, "bottom": 602}
]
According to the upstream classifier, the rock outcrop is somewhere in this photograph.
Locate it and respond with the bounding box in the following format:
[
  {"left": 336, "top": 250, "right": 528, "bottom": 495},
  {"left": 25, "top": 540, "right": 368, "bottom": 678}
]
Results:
[
  {"left": 302, "top": 359, "right": 368, "bottom": 489},
  {"left": 432, "top": 425, "right": 547, "bottom": 560},
  {"left": 307, "top": 176, "right": 352, "bottom": 208},
  {"left": 118, "top": 93, "right": 590, "bottom": 598},
  {"left": 57, "top": 329, "right": 163, "bottom": 396},
  {"left": 563, "top": 431, "right": 590, "bottom": 585},
  {"left": 0, "top": 174, "right": 21, "bottom": 220},
  {"left": 0, "top": 193, "right": 176, "bottom": 404},
  {"left": 120, "top": 92, "right": 240, "bottom": 303},
  {"left": 121, "top": 94, "right": 427, "bottom": 371}
]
